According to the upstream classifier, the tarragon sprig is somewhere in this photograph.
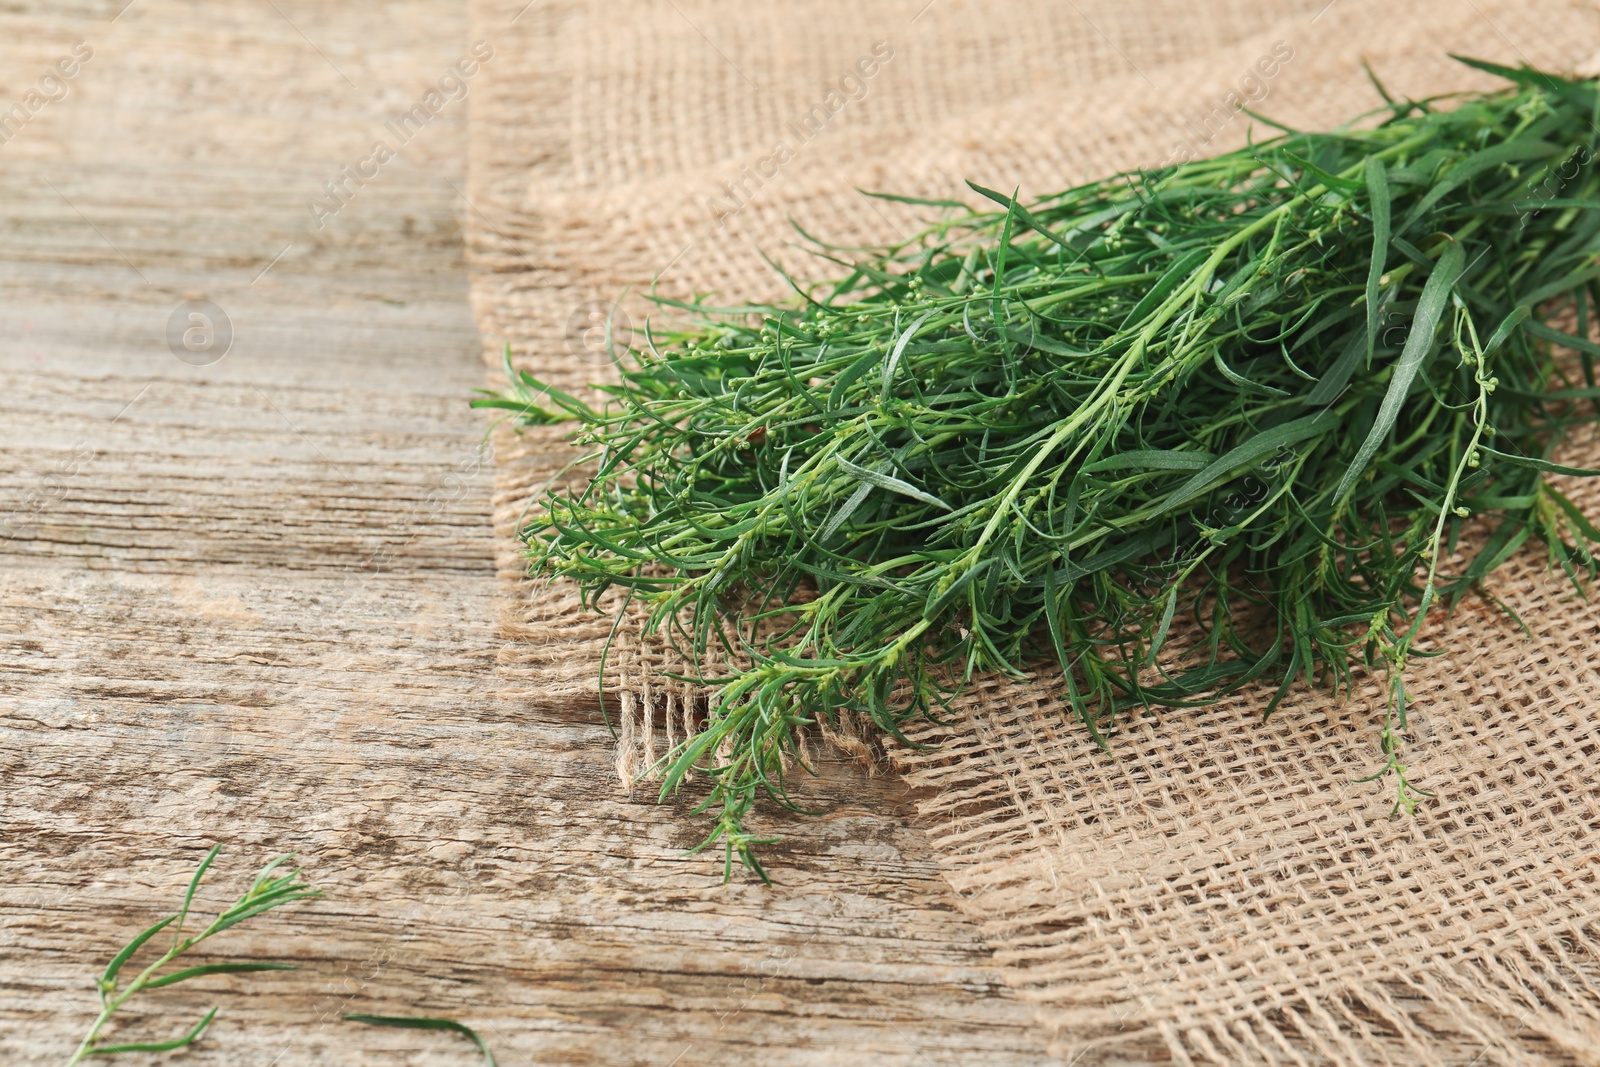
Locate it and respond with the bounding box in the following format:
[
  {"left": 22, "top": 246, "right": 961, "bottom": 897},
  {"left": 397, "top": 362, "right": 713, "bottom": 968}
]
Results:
[
  {"left": 65, "top": 845, "right": 320, "bottom": 1064},
  {"left": 484, "top": 56, "right": 1600, "bottom": 878}
]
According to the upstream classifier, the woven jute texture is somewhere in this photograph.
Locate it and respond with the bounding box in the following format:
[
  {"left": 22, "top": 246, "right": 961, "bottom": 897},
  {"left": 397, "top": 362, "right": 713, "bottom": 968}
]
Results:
[{"left": 467, "top": 0, "right": 1600, "bottom": 1062}]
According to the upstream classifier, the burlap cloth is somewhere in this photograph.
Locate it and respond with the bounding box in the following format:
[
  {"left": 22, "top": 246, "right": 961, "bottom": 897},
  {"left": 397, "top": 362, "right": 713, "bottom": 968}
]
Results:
[{"left": 466, "top": 1, "right": 1600, "bottom": 1062}]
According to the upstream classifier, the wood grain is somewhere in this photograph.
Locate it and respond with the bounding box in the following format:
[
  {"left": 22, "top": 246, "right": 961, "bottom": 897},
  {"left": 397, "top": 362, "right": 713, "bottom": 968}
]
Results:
[{"left": 0, "top": 2, "right": 1059, "bottom": 1064}]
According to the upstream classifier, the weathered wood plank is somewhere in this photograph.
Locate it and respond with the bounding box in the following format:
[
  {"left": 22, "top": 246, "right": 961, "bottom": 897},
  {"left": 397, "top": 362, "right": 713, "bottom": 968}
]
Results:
[{"left": 0, "top": 3, "right": 1058, "bottom": 1063}]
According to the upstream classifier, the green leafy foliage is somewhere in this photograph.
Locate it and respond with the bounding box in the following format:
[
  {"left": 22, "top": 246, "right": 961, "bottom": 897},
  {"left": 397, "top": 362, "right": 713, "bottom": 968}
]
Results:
[
  {"left": 486, "top": 57, "right": 1600, "bottom": 878},
  {"left": 343, "top": 1014, "right": 498, "bottom": 1065},
  {"left": 66, "top": 846, "right": 319, "bottom": 1064}
]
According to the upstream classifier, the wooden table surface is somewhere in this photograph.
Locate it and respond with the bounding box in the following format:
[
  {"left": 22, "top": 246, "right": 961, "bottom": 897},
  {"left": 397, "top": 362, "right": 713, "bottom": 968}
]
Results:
[{"left": 0, "top": 3, "right": 1061, "bottom": 1063}]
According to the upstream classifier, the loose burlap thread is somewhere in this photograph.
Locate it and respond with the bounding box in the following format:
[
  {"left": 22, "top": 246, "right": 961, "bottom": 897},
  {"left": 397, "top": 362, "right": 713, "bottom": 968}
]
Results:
[{"left": 467, "top": 1, "right": 1600, "bottom": 1062}]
